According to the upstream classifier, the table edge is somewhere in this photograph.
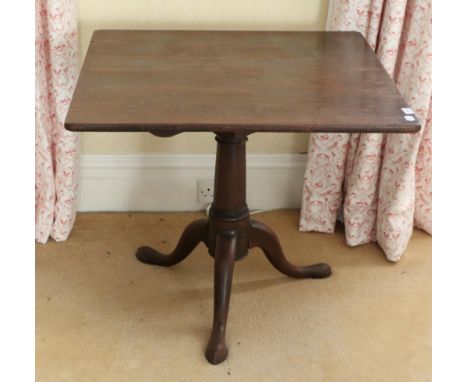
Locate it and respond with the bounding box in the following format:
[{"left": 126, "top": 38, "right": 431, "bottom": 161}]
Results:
[{"left": 64, "top": 122, "right": 421, "bottom": 134}]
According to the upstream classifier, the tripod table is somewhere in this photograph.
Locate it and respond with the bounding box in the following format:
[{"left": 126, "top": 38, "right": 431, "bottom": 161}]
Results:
[{"left": 65, "top": 30, "right": 420, "bottom": 364}]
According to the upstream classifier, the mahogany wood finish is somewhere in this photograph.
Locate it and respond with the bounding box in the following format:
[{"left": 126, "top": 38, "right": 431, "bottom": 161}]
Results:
[
  {"left": 135, "top": 219, "right": 208, "bottom": 266},
  {"left": 65, "top": 30, "right": 420, "bottom": 365},
  {"left": 133, "top": 133, "right": 331, "bottom": 364},
  {"left": 205, "top": 231, "right": 237, "bottom": 364},
  {"left": 248, "top": 219, "right": 331, "bottom": 279},
  {"left": 65, "top": 30, "right": 420, "bottom": 134}
]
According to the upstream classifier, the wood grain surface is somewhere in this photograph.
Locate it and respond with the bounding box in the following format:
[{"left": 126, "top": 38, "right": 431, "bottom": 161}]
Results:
[{"left": 65, "top": 30, "right": 420, "bottom": 134}]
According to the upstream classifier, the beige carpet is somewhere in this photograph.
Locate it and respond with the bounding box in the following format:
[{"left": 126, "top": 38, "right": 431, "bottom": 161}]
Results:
[{"left": 36, "top": 210, "right": 431, "bottom": 382}]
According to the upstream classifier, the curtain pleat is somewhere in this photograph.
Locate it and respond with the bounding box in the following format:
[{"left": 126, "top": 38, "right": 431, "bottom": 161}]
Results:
[{"left": 35, "top": 0, "right": 79, "bottom": 243}]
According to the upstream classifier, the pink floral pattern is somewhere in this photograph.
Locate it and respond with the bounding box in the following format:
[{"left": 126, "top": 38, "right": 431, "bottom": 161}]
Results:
[
  {"left": 35, "top": 0, "right": 79, "bottom": 243},
  {"left": 300, "top": 0, "right": 432, "bottom": 261}
]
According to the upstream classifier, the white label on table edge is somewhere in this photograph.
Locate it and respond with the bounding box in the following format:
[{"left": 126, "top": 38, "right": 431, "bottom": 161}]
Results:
[{"left": 401, "top": 107, "right": 415, "bottom": 115}]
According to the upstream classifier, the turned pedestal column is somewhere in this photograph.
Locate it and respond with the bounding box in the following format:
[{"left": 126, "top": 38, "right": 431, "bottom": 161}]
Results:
[{"left": 136, "top": 133, "right": 331, "bottom": 364}]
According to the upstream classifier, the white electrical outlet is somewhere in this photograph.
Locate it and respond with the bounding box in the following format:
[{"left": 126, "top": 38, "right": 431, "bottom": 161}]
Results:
[{"left": 198, "top": 179, "right": 214, "bottom": 203}]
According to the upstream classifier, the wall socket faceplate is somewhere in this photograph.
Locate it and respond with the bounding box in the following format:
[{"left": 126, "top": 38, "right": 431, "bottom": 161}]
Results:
[{"left": 198, "top": 179, "right": 214, "bottom": 203}]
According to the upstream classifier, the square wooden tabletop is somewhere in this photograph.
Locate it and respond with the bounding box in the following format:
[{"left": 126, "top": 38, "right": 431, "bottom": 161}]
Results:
[{"left": 65, "top": 30, "right": 420, "bottom": 134}]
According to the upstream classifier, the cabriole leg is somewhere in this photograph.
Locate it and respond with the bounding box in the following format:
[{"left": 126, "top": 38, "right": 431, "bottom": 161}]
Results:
[{"left": 205, "top": 231, "right": 237, "bottom": 364}]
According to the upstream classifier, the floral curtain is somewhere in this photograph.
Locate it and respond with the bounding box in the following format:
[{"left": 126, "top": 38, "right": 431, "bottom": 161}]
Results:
[
  {"left": 300, "top": 0, "right": 432, "bottom": 261},
  {"left": 35, "top": 0, "right": 79, "bottom": 243}
]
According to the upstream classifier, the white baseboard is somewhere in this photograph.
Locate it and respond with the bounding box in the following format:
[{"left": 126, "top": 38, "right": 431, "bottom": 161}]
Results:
[{"left": 78, "top": 154, "right": 307, "bottom": 212}]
